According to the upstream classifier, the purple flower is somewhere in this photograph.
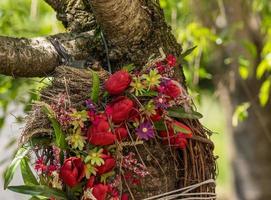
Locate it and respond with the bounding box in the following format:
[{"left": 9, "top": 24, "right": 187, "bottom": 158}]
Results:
[
  {"left": 154, "top": 95, "right": 169, "bottom": 109},
  {"left": 136, "top": 121, "right": 155, "bottom": 140},
  {"left": 85, "top": 99, "right": 96, "bottom": 112}
]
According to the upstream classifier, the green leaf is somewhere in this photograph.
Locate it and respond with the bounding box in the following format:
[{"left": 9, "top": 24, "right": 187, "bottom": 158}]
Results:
[
  {"left": 51, "top": 118, "right": 68, "bottom": 149},
  {"left": 153, "top": 121, "right": 167, "bottom": 131},
  {"left": 257, "top": 59, "right": 271, "bottom": 79},
  {"left": 42, "top": 104, "right": 68, "bottom": 149},
  {"left": 167, "top": 107, "right": 203, "bottom": 119},
  {"left": 232, "top": 102, "right": 250, "bottom": 127},
  {"left": 90, "top": 70, "right": 100, "bottom": 103},
  {"left": 8, "top": 185, "right": 67, "bottom": 200},
  {"left": 122, "top": 64, "right": 135, "bottom": 72},
  {"left": 239, "top": 65, "right": 249, "bottom": 80},
  {"left": 137, "top": 90, "right": 158, "bottom": 97},
  {"left": 4, "top": 146, "right": 30, "bottom": 189},
  {"left": 259, "top": 79, "right": 271, "bottom": 106},
  {"left": 180, "top": 46, "right": 197, "bottom": 58},
  {"left": 20, "top": 157, "right": 39, "bottom": 186},
  {"left": 173, "top": 124, "right": 191, "bottom": 134},
  {"left": 101, "top": 171, "right": 115, "bottom": 183}
]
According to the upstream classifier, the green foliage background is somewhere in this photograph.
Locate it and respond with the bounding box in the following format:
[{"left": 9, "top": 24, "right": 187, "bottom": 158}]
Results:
[
  {"left": 0, "top": 0, "right": 63, "bottom": 128},
  {"left": 0, "top": 0, "right": 271, "bottom": 198}
]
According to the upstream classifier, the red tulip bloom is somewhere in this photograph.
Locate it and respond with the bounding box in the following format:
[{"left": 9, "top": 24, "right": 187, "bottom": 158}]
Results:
[
  {"left": 97, "top": 154, "right": 116, "bottom": 175},
  {"left": 87, "top": 114, "right": 116, "bottom": 146},
  {"left": 60, "top": 157, "right": 85, "bottom": 187},
  {"left": 105, "top": 70, "right": 131, "bottom": 95},
  {"left": 115, "top": 127, "right": 128, "bottom": 141},
  {"left": 121, "top": 193, "right": 129, "bottom": 200},
  {"left": 92, "top": 184, "right": 109, "bottom": 200},
  {"left": 106, "top": 97, "right": 134, "bottom": 123},
  {"left": 86, "top": 180, "right": 109, "bottom": 200}
]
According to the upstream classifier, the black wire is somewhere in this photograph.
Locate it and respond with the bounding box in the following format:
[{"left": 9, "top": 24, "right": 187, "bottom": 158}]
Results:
[{"left": 100, "top": 31, "right": 112, "bottom": 74}]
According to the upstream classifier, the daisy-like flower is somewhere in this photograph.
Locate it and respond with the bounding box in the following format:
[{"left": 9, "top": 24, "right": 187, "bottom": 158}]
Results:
[
  {"left": 136, "top": 121, "right": 155, "bottom": 140},
  {"left": 130, "top": 76, "right": 146, "bottom": 96},
  {"left": 66, "top": 129, "right": 86, "bottom": 150},
  {"left": 140, "top": 100, "right": 156, "bottom": 117},
  {"left": 142, "top": 69, "right": 161, "bottom": 88}
]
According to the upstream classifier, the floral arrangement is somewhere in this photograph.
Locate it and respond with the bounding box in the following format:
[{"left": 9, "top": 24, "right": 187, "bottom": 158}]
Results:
[{"left": 4, "top": 54, "right": 203, "bottom": 200}]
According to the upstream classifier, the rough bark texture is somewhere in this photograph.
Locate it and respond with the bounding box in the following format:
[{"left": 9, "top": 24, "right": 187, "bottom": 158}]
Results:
[
  {"left": 45, "top": 0, "right": 96, "bottom": 32},
  {"left": 89, "top": 0, "right": 183, "bottom": 78},
  {"left": 192, "top": 0, "right": 271, "bottom": 199},
  {"left": 0, "top": 31, "right": 100, "bottom": 77}
]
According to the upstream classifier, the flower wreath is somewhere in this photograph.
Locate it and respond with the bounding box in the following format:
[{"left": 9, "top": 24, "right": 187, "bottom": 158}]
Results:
[{"left": 5, "top": 54, "right": 203, "bottom": 200}]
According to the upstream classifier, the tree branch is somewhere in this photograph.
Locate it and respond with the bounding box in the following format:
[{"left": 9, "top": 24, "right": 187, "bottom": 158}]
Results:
[{"left": 0, "top": 31, "right": 100, "bottom": 77}]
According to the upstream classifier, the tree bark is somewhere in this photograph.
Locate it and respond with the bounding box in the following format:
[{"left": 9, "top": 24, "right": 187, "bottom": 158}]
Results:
[
  {"left": 1, "top": 0, "right": 216, "bottom": 198},
  {"left": 0, "top": 31, "right": 101, "bottom": 77}
]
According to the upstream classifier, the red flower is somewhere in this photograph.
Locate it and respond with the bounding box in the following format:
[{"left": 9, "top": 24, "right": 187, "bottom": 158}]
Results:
[
  {"left": 121, "top": 194, "right": 129, "bottom": 200},
  {"left": 159, "top": 129, "right": 175, "bottom": 145},
  {"left": 60, "top": 157, "right": 85, "bottom": 187},
  {"left": 86, "top": 178, "right": 109, "bottom": 200},
  {"left": 172, "top": 121, "right": 192, "bottom": 137},
  {"left": 150, "top": 109, "right": 163, "bottom": 122},
  {"left": 115, "top": 127, "right": 128, "bottom": 141},
  {"left": 97, "top": 154, "right": 116, "bottom": 175},
  {"left": 92, "top": 184, "right": 109, "bottom": 200},
  {"left": 160, "top": 121, "right": 192, "bottom": 149},
  {"left": 166, "top": 54, "right": 177, "bottom": 67},
  {"left": 156, "top": 61, "right": 165, "bottom": 73},
  {"left": 106, "top": 97, "right": 134, "bottom": 123},
  {"left": 175, "top": 134, "right": 188, "bottom": 149},
  {"left": 164, "top": 81, "right": 182, "bottom": 98},
  {"left": 87, "top": 114, "right": 116, "bottom": 146},
  {"left": 88, "top": 129, "right": 116, "bottom": 146},
  {"left": 105, "top": 70, "right": 131, "bottom": 95}
]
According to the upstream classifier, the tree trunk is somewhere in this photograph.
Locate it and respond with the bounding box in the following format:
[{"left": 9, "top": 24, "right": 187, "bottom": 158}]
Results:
[{"left": 0, "top": 0, "right": 216, "bottom": 198}]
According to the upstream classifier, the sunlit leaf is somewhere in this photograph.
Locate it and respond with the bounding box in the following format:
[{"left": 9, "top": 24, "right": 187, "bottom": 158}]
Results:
[
  {"left": 20, "top": 157, "right": 39, "bottom": 186},
  {"left": 122, "top": 64, "right": 135, "bottom": 72},
  {"left": 181, "top": 46, "right": 197, "bottom": 58},
  {"left": 4, "top": 146, "right": 30, "bottom": 189},
  {"left": 90, "top": 70, "right": 100, "bottom": 104},
  {"left": 259, "top": 79, "right": 271, "bottom": 106},
  {"left": 167, "top": 107, "right": 203, "bottom": 119},
  {"left": 232, "top": 102, "right": 251, "bottom": 127},
  {"left": 8, "top": 185, "right": 67, "bottom": 199},
  {"left": 42, "top": 103, "right": 67, "bottom": 149}
]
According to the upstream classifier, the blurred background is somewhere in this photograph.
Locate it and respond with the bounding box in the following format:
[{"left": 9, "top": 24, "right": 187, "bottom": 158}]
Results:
[{"left": 0, "top": 0, "right": 270, "bottom": 199}]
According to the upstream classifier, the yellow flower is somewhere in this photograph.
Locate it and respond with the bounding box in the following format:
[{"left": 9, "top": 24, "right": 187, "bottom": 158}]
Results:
[
  {"left": 142, "top": 69, "right": 161, "bottom": 87},
  {"left": 130, "top": 76, "right": 146, "bottom": 96},
  {"left": 140, "top": 100, "right": 156, "bottom": 117},
  {"left": 66, "top": 128, "right": 86, "bottom": 150}
]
